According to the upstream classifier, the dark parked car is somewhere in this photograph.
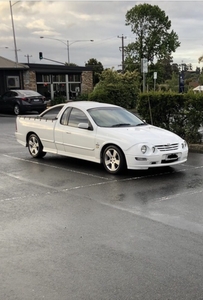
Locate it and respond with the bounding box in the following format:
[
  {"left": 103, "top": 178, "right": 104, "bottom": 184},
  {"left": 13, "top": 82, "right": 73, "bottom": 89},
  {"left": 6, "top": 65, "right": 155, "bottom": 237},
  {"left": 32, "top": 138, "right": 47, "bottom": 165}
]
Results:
[{"left": 0, "top": 90, "right": 47, "bottom": 115}]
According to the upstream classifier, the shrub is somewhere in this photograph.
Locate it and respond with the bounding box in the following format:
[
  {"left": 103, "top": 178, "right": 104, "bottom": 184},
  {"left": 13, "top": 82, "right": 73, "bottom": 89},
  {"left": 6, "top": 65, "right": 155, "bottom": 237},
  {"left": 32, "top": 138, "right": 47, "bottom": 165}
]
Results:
[
  {"left": 88, "top": 69, "right": 140, "bottom": 109},
  {"left": 75, "top": 93, "right": 89, "bottom": 101},
  {"left": 51, "top": 96, "right": 66, "bottom": 106},
  {"left": 136, "top": 91, "right": 203, "bottom": 143}
]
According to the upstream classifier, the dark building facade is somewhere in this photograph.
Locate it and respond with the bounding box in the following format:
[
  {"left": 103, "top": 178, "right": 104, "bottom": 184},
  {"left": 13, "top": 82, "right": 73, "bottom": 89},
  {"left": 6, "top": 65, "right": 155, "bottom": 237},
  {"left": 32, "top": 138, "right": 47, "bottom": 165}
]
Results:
[{"left": 0, "top": 56, "right": 93, "bottom": 100}]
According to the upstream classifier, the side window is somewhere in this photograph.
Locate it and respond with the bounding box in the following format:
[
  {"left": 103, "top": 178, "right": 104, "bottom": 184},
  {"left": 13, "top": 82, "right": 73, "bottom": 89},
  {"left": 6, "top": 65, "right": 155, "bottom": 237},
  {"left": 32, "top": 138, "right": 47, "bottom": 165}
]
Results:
[
  {"left": 60, "top": 107, "right": 71, "bottom": 125},
  {"left": 68, "top": 108, "right": 89, "bottom": 128},
  {"left": 40, "top": 105, "right": 64, "bottom": 119},
  {"left": 10, "top": 92, "right": 18, "bottom": 97},
  {"left": 2, "top": 92, "right": 11, "bottom": 100}
]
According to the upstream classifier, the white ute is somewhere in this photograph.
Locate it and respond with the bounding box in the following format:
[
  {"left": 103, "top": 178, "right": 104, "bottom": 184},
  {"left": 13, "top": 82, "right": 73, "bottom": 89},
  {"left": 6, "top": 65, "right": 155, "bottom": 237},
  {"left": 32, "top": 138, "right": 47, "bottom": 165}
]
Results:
[{"left": 15, "top": 101, "right": 188, "bottom": 174}]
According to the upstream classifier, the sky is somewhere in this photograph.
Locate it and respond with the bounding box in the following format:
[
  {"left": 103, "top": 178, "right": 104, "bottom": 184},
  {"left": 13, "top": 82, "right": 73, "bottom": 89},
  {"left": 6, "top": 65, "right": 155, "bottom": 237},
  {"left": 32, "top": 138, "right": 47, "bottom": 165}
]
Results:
[{"left": 0, "top": 0, "right": 203, "bottom": 71}]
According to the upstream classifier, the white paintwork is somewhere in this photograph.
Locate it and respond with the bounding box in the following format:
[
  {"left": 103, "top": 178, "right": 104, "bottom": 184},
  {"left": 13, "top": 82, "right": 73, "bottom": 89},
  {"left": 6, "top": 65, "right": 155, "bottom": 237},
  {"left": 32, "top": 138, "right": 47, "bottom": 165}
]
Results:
[{"left": 15, "top": 101, "right": 188, "bottom": 170}]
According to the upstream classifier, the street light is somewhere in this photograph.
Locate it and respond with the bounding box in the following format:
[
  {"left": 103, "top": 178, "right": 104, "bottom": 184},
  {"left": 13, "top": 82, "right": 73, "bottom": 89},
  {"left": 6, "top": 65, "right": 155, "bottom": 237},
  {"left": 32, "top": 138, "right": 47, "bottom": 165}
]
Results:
[
  {"left": 40, "top": 36, "right": 94, "bottom": 64},
  {"left": 9, "top": 1, "right": 20, "bottom": 64}
]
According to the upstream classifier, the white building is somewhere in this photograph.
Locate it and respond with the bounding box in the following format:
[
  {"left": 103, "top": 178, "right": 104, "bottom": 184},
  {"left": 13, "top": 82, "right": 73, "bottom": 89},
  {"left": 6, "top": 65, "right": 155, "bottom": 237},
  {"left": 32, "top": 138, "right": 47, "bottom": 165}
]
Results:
[{"left": 193, "top": 85, "right": 203, "bottom": 93}]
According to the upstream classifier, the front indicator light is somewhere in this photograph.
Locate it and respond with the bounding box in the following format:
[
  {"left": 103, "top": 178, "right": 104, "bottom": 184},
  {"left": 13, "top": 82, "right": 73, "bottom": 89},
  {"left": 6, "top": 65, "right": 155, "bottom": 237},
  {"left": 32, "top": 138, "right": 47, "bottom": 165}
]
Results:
[
  {"left": 135, "top": 157, "right": 147, "bottom": 161},
  {"left": 182, "top": 141, "right": 187, "bottom": 149}
]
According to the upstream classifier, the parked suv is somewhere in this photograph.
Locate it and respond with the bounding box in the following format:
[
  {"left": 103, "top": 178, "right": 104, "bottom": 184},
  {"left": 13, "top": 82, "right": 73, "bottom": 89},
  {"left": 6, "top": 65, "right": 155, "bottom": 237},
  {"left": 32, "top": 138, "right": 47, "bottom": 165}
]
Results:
[{"left": 0, "top": 89, "right": 47, "bottom": 115}]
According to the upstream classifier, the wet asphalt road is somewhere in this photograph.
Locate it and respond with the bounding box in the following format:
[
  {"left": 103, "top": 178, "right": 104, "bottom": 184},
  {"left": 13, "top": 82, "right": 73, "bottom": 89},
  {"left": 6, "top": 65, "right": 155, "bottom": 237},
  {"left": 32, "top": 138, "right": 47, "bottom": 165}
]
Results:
[{"left": 1, "top": 115, "right": 203, "bottom": 300}]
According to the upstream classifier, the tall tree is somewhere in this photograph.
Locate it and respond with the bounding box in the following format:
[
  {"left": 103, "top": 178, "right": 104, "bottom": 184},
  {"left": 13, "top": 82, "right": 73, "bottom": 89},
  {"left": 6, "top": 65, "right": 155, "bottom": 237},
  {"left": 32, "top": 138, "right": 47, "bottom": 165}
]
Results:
[
  {"left": 85, "top": 58, "right": 104, "bottom": 86},
  {"left": 198, "top": 55, "right": 203, "bottom": 64},
  {"left": 125, "top": 3, "right": 180, "bottom": 71},
  {"left": 154, "top": 55, "right": 174, "bottom": 83},
  {"left": 89, "top": 69, "right": 140, "bottom": 108}
]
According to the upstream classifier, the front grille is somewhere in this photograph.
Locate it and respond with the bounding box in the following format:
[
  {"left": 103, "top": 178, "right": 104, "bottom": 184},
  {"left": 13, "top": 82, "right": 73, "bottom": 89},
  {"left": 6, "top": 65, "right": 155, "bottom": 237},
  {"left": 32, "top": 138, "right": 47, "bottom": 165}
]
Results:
[{"left": 155, "top": 143, "right": 179, "bottom": 152}]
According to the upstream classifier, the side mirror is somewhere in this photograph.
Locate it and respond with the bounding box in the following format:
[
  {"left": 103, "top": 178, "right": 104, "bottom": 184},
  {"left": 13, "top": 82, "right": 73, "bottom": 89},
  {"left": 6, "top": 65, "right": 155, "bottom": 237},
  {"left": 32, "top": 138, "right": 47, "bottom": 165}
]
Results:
[{"left": 78, "top": 123, "right": 89, "bottom": 130}]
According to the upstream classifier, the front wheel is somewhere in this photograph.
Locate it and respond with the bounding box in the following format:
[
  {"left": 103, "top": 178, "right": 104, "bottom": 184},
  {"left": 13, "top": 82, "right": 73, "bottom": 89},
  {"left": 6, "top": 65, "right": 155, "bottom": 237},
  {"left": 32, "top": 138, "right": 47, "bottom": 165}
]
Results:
[
  {"left": 28, "top": 134, "right": 46, "bottom": 158},
  {"left": 14, "top": 104, "right": 20, "bottom": 115},
  {"left": 102, "top": 145, "right": 126, "bottom": 174}
]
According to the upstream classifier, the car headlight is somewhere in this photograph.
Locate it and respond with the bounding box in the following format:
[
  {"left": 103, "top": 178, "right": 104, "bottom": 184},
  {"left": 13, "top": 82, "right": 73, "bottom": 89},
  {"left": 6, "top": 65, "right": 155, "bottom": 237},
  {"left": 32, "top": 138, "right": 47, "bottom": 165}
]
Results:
[
  {"left": 141, "top": 145, "right": 147, "bottom": 154},
  {"left": 182, "top": 140, "right": 187, "bottom": 149}
]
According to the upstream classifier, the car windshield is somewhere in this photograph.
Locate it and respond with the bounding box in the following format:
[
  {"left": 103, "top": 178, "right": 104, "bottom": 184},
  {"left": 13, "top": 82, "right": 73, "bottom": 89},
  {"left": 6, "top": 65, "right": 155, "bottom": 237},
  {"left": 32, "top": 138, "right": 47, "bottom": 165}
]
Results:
[{"left": 88, "top": 107, "right": 146, "bottom": 128}]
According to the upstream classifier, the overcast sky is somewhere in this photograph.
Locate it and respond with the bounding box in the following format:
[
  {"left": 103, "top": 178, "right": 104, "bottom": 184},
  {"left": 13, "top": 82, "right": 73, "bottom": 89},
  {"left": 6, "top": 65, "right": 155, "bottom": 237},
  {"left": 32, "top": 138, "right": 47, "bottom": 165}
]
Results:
[{"left": 0, "top": 0, "right": 203, "bottom": 71}]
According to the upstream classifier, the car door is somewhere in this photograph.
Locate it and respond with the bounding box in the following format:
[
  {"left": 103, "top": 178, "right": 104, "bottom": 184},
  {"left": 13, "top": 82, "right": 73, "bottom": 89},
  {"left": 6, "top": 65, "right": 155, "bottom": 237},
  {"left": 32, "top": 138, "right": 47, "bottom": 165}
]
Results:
[
  {"left": 6, "top": 91, "right": 19, "bottom": 111},
  {"left": 0, "top": 91, "right": 12, "bottom": 112},
  {"left": 57, "top": 107, "right": 96, "bottom": 160}
]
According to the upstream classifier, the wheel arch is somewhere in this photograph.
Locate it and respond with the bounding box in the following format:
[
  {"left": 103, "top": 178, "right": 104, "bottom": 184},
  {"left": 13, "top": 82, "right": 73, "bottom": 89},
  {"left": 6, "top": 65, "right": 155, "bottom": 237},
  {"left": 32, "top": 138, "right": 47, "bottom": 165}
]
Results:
[
  {"left": 13, "top": 102, "right": 20, "bottom": 115},
  {"left": 13, "top": 100, "right": 21, "bottom": 106},
  {"left": 26, "top": 132, "right": 46, "bottom": 158},
  {"left": 26, "top": 131, "right": 43, "bottom": 148},
  {"left": 100, "top": 143, "right": 127, "bottom": 165}
]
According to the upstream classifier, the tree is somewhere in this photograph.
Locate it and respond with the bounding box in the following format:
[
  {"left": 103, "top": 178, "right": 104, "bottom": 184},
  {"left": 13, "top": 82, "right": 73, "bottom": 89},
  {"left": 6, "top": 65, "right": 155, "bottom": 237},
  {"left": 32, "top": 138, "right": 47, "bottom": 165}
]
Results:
[
  {"left": 151, "top": 55, "right": 174, "bottom": 86},
  {"left": 89, "top": 68, "right": 140, "bottom": 108},
  {"left": 165, "top": 72, "right": 179, "bottom": 92},
  {"left": 198, "top": 55, "right": 203, "bottom": 64},
  {"left": 125, "top": 3, "right": 180, "bottom": 71},
  {"left": 85, "top": 58, "right": 104, "bottom": 86},
  {"left": 64, "top": 62, "right": 78, "bottom": 66},
  {"left": 196, "top": 68, "right": 203, "bottom": 85},
  {"left": 171, "top": 63, "right": 179, "bottom": 74}
]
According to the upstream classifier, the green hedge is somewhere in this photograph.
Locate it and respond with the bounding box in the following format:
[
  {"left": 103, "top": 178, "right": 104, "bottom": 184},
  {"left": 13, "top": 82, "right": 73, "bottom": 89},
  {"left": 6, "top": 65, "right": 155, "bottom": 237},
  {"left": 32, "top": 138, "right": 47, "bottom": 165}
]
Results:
[
  {"left": 50, "top": 90, "right": 203, "bottom": 144},
  {"left": 136, "top": 92, "right": 203, "bottom": 143},
  {"left": 88, "top": 84, "right": 138, "bottom": 109},
  {"left": 51, "top": 96, "right": 67, "bottom": 106}
]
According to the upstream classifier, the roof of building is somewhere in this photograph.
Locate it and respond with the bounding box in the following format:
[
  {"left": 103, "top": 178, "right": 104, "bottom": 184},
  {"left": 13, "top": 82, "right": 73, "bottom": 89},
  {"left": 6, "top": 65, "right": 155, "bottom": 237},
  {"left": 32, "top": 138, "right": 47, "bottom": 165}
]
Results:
[
  {"left": 25, "top": 63, "right": 93, "bottom": 73},
  {"left": 0, "top": 56, "right": 93, "bottom": 73},
  {"left": 0, "top": 56, "right": 29, "bottom": 69},
  {"left": 193, "top": 85, "right": 203, "bottom": 91}
]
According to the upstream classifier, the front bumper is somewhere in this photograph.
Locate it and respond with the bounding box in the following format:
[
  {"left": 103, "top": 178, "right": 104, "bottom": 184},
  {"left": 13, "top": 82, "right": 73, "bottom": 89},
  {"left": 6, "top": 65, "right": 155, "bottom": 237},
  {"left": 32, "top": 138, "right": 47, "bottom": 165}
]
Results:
[{"left": 125, "top": 149, "right": 188, "bottom": 170}]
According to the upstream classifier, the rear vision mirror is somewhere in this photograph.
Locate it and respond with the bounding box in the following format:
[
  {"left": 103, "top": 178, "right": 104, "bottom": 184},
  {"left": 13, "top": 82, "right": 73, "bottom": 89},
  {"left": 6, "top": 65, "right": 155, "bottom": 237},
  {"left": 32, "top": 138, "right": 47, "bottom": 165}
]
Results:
[{"left": 78, "top": 123, "right": 89, "bottom": 129}]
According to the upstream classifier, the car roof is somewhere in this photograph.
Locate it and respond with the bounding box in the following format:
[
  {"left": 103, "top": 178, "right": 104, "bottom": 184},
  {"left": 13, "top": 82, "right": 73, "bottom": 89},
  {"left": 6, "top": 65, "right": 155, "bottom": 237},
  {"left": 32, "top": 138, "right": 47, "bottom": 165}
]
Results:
[
  {"left": 10, "top": 89, "right": 40, "bottom": 93},
  {"left": 66, "top": 101, "right": 119, "bottom": 110}
]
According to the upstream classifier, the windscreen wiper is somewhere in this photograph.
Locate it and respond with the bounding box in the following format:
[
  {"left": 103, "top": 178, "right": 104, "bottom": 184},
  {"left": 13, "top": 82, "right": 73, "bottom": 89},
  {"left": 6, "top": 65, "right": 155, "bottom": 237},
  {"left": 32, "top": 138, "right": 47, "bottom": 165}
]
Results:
[
  {"left": 111, "top": 123, "right": 131, "bottom": 127},
  {"left": 136, "top": 123, "right": 147, "bottom": 126}
]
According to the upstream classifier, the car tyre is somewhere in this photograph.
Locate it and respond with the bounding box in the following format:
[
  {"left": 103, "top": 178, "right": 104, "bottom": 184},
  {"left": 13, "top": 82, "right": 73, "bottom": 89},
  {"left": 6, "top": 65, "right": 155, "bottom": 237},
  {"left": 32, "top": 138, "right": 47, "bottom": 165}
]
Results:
[
  {"left": 28, "top": 133, "right": 46, "bottom": 158},
  {"left": 102, "top": 145, "right": 126, "bottom": 174},
  {"left": 14, "top": 104, "right": 20, "bottom": 115}
]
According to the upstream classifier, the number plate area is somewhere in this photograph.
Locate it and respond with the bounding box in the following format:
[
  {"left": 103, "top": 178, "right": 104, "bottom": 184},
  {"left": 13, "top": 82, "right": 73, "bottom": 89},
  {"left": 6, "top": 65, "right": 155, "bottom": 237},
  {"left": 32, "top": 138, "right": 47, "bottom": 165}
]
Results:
[
  {"left": 162, "top": 153, "right": 180, "bottom": 162},
  {"left": 167, "top": 153, "right": 178, "bottom": 160}
]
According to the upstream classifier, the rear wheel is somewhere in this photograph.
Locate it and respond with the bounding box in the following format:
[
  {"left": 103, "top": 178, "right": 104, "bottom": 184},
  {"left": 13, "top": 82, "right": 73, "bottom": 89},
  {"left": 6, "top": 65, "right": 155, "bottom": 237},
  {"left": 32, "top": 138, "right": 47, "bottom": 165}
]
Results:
[
  {"left": 28, "top": 133, "right": 46, "bottom": 158},
  {"left": 102, "top": 145, "right": 126, "bottom": 174},
  {"left": 13, "top": 104, "right": 20, "bottom": 115}
]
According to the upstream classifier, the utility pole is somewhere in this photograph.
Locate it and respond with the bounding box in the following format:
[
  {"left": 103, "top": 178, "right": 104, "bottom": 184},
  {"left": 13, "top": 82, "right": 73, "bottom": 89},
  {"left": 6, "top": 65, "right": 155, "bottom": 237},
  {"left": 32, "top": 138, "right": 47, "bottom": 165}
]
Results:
[
  {"left": 141, "top": 58, "right": 148, "bottom": 92},
  {"left": 24, "top": 54, "right": 32, "bottom": 63},
  {"left": 118, "top": 34, "right": 126, "bottom": 73},
  {"left": 9, "top": 1, "right": 19, "bottom": 65},
  {"left": 179, "top": 60, "right": 185, "bottom": 93}
]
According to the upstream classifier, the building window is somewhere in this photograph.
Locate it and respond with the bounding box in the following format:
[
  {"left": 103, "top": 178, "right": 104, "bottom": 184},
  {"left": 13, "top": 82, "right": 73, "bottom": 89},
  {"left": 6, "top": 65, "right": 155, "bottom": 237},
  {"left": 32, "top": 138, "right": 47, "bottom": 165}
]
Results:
[
  {"left": 69, "top": 83, "right": 80, "bottom": 99},
  {"left": 54, "top": 83, "right": 66, "bottom": 97},
  {"left": 52, "top": 74, "right": 66, "bottom": 82},
  {"left": 42, "top": 75, "right": 50, "bottom": 82},
  {"left": 69, "top": 74, "right": 81, "bottom": 82},
  {"left": 37, "top": 83, "right": 51, "bottom": 100}
]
